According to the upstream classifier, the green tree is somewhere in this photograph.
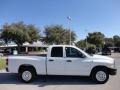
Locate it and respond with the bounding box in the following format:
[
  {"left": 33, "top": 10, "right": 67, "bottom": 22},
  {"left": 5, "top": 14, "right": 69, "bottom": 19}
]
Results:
[
  {"left": 113, "top": 35, "right": 119, "bottom": 41},
  {"left": 76, "top": 39, "right": 96, "bottom": 48},
  {"left": 26, "top": 24, "right": 40, "bottom": 43},
  {"left": 0, "top": 22, "right": 40, "bottom": 52},
  {"left": 76, "top": 40, "right": 86, "bottom": 48},
  {"left": 87, "top": 32, "right": 105, "bottom": 47},
  {"left": 104, "top": 38, "right": 114, "bottom": 47},
  {"left": 113, "top": 35, "right": 120, "bottom": 47},
  {"left": 44, "top": 25, "right": 76, "bottom": 44}
]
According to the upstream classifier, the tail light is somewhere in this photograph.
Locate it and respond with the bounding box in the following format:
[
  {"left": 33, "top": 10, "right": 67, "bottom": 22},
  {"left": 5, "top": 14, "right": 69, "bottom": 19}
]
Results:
[
  {"left": 6, "top": 58, "right": 9, "bottom": 72},
  {"left": 6, "top": 58, "right": 8, "bottom": 65}
]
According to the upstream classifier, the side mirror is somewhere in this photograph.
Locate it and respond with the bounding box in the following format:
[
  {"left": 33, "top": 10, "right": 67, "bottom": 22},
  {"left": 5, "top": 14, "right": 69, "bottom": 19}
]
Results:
[
  {"left": 79, "top": 53, "right": 86, "bottom": 58},
  {"left": 81, "top": 54, "right": 86, "bottom": 58}
]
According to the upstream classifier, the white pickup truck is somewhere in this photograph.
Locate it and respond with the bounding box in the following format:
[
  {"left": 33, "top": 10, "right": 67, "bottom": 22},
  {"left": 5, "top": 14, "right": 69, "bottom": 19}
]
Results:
[{"left": 6, "top": 45, "right": 117, "bottom": 84}]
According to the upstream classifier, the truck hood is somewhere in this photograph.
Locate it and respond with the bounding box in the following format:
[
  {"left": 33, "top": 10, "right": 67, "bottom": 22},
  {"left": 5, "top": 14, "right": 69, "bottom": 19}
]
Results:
[
  {"left": 92, "top": 55, "right": 113, "bottom": 60},
  {"left": 91, "top": 54, "right": 114, "bottom": 65}
]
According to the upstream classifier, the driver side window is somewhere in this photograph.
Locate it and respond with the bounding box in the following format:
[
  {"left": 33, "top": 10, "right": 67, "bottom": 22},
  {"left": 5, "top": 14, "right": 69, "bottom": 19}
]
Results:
[{"left": 65, "top": 47, "right": 85, "bottom": 58}]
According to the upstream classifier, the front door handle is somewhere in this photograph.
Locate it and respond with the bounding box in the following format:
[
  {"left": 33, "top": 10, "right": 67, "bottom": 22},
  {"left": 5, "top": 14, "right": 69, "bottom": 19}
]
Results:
[
  {"left": 49, "top": 59, "right": 54, "bottom": 61},
  {"left": 66, "top": 60, "right": 72, "bottom": 62}
]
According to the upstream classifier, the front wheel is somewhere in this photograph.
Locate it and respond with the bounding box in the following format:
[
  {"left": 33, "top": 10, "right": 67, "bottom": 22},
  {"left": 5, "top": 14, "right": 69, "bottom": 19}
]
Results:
[
  {"left": 20, "top": 68, "right": 35, "bottom": 83},
  {"left": 91, "top": 68, "right": 109, "bottom": 84}
]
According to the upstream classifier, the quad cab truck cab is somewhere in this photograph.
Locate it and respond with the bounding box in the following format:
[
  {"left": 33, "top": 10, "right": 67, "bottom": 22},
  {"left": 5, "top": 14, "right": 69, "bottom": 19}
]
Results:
[{"left": 6, "top": 45, "right": 117, "bottom": 84}]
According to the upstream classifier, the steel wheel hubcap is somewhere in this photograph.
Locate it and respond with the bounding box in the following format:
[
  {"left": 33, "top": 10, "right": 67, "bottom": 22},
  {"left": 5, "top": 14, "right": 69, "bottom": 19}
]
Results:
[
  {"left": 96, "top": 71, "right": 107, "bottom": 82},
  {"left": 22, "top": 71, "right": 32, "bottom": 81}
]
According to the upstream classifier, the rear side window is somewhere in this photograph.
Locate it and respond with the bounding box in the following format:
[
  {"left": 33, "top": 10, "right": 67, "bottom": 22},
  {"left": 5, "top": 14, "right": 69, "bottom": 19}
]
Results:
[{"left": 51, "top": 47, "right": 63, "bottom": 57}]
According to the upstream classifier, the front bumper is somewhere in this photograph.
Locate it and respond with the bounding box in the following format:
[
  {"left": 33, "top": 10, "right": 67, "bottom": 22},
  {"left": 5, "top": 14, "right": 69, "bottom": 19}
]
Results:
[{"left": 108, "top": 68, "right": 117, "bottom": 75}]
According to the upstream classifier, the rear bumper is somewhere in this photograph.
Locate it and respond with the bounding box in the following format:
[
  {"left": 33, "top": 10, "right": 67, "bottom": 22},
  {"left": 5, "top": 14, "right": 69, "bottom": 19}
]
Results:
[{"left": 108, "top": 68, "right": 117, "bottom": 75}]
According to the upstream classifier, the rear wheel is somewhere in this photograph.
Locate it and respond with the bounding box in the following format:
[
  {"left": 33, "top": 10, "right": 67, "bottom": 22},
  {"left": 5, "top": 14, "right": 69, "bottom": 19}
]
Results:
[
  {"left": 20, "top": 68, "right": 36, "bottom": 83},
  {"left": 91, "top": 68, "right": 109, "bottom": 84}
]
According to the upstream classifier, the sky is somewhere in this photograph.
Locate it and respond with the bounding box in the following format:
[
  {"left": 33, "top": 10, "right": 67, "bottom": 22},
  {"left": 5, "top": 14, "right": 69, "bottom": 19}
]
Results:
[{"left": 0, "top": 0, "right": 120, "bottom": 41}]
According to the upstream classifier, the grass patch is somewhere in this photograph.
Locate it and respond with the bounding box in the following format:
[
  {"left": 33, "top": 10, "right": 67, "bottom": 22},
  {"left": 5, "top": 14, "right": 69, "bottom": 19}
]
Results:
[{"left": 0, "top": 59, "right": 6, "bottom": 70}]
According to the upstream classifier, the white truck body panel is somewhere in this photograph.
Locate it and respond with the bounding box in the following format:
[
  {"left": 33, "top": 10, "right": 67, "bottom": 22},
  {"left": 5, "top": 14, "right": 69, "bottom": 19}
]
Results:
[
  {"left": 8, "top": 56, "right": 47, "bottom": 75},
  {"left": 7, "top": 45, "right": 116, "bottom": 76}
]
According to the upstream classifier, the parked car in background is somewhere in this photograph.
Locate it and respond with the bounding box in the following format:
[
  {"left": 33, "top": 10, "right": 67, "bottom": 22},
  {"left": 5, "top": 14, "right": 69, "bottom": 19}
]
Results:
[
  {"left": 102, "top": 47, "right": 111, "bottom": 55},
  {"left": 2, "top": 48, "right": 13, "bottom": 56},
  {"left": 86, "top": 48, "right": 96, "bottom": 54}
]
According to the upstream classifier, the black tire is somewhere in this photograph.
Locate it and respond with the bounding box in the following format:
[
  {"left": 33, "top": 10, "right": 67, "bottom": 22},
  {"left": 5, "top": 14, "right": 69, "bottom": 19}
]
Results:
[
  {"left": 91, "top": 68, "right": 109, "bottom": 84},
  {"left": 20, "top": 68, "right": 36, "bottom": 83}
]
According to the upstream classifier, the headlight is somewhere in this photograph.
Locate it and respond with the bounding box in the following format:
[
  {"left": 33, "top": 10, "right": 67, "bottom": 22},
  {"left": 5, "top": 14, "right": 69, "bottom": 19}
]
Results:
[
  {"left": 110, "top": 64, "right": 114, "bottom": 68},
  {"left": 110, "top": 60, "right": 115, "bottom": 68},
  {"left": 114, "top": 60, "right": 116, "bottom": 68}
]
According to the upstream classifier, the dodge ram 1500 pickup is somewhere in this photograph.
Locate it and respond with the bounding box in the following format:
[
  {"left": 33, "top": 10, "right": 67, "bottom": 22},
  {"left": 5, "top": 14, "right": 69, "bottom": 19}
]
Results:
[{"left": 6, "top": 45, "right": 117, "bottom": 84}]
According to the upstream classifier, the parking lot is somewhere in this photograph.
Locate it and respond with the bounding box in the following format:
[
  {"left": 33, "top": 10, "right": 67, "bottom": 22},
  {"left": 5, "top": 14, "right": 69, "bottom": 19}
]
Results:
[{"left": 0, "top": 53, "right": 120, "bottom": 90}]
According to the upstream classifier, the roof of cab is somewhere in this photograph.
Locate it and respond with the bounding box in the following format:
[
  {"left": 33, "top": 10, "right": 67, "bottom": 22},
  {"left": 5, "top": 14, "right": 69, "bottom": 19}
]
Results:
[{"left": 49, "top": 45, "right": 74, "bottom": 47}]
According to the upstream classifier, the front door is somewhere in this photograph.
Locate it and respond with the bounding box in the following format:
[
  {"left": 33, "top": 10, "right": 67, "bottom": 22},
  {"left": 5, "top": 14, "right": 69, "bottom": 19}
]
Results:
[{"left": 65, "top": 47, "right": 91, "bottom": 76}]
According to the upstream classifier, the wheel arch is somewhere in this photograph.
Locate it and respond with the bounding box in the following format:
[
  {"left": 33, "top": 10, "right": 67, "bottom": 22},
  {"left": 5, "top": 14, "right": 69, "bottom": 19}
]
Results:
[
  {"left": 18, "top": 64, "right": 37, "bottom": 74},
  {"left": 90, "top": 65, "right": 109, "bottom": 76}
]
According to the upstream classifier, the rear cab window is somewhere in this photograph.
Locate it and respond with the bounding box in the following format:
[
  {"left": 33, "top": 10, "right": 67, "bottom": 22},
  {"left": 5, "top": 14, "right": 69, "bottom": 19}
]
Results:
[{"left": 51, "top": 47, "right": 63, "bottom": 57}]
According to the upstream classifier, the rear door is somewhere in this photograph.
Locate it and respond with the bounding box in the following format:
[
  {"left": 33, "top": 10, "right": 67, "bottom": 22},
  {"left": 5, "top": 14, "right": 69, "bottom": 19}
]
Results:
[{"left": 47, "top": 46, "right": 65, "bottom": 75}]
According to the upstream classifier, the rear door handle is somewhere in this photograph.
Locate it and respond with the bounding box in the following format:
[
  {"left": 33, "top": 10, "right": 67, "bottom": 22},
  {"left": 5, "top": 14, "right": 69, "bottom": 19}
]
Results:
[
  {"left": 66, "top": 60, "right": 72, "bottom": 62},
  {"left": 49, "top": 59, "right": 54, "bottom": 61}
]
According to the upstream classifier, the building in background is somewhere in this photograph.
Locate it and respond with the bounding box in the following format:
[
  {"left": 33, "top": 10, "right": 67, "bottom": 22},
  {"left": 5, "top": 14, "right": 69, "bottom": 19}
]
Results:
[{"left": 0, "top": 41, "right": 48, "bottom": 55}]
